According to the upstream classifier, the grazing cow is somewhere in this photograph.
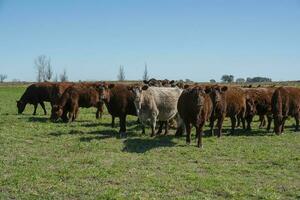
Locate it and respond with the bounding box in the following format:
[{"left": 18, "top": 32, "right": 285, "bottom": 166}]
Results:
[
  {"left": 177, "top": 86, "right": 213, "bottom": 148},
  {"left": 272, "top": 87, "right": 300, "bottom": 134},
  {"left": 17, "top": 82, "right": 55, "bottom": 115},
  {"left": 242, "top": 87, "right": 275, "bottom": 131},
  {"left": 50, "top": 86, "right": 103, "bottom": 122},
  {"left": 98, "top": 84, "right": 137, "bottom": 137},
  {"left": 51, "top": 82, "right": 74, "bottom": 105},
  {"left": 51, "top": 82, "right": 104, "bottom": 119},
  {"left": 210, "top": 85, "right": 246, "bottom": 136},
  {"left": 127, "top": 85, "right": 183, "bottom": 136}
]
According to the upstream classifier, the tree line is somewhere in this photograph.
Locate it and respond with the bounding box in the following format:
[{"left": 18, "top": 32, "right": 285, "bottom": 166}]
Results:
[{"left": 209, "top": 74, "right": 272, "bottom": 84}]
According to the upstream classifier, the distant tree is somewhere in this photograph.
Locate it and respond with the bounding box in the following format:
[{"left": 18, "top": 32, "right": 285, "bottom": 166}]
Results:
[
  {"left": 0, "top": 74, "right": 7, "bottom": 83},
  {"left": 53, "top": 73, "right": 58, "bottom": 82},
  {"left": 185, "top": 79, "right": 193, "bottom": 83},
  {"left": 221, "top": 74, "right": 234, "bottom": 83},
  {"left": 236, "top": 78, "right": 245, "bottom": 83},
  {"left": 60, "top": 69, "right": 68, "bottom": 82},
  {"left": 117, "top": 65, "right": 125, "bottom": 81},
  {"left": 246, "top": 77, "right": 272, "bottom": 83},
  {"left": 35, "top": 55, "right": 51, "bottom": 82},
  {"left": 44, "top": 59, "right": 53, "bottom": 81},
  {"left": 143, "top": 63, "right": 149, "bottom": 81},
  {"left": 210, "top": 79, "right": 216, "bottom": 83}
]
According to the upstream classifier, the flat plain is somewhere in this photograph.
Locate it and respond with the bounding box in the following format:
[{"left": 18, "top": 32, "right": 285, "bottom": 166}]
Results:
[{"left": 0, "top": 85, "right": 299, "bottom": 199}]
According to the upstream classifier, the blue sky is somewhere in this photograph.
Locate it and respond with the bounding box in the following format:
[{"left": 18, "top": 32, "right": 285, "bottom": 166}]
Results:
[{"left": 0, "top": 0, "right": 299, "bottom": 82}]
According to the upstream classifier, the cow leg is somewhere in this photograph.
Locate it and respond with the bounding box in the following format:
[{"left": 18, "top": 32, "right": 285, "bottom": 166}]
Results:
[
  {"left": 74, "top": 107, "right": 79, "bottom": 121},
  {"left": 96, "top": 103, "right": 103, "bottom": 119},
  {"left": 266, "top": 115, "right": 272, "bottom": 132},
  {"left": 236, "top": 116, "right": 241, "bottom": 128},
  {"left": 246, "top": 115, "right": 253, "bottom": 131},
  {"left": 156, "top": 121, "right": 164, "bottom": 135},
  {"left": 175, "top": 116, "right": 185, "bottom": 137},
  {"left": 150, "top": 117, "right": 157, "bottom": 137},
  {"left": 111, "top": 116, "right": 115, "bottom": 128},
  {"left": 241, "top": 116, "right": 246, "bottom": 130},
  {"left": 96, "top": 108, "right": 100, "bottom": 119},
  {"left": 230, "top": 116, "right": 236, "bottom": 135},
  {"left": 281, "top": 116, "right": 288, "bottom": 134},
  {"left": 259, "top": 115, "right": 266, "bottom": 128},
  {"left": 209, "top": 115, "right": 214, "bottom": 136},
  {"left": 141, "top": 123, "right": 146, "bottom": 134},
  {"left": 40, "top": 102, "right": 47, "bottom": 115},
  {"left": 164, "top": 121, "right": 169, "bottom": 135},
  {"left": 196, "top": 125, "right": 204, "bottom": 148},
  {"left": 119, "top": 115, "right": 127, "bottom": 138},
  {"left": 33, "top": 104, "right": 38, "bottom": 115},
  {"left": 62, "top": 111, "right": 69, "bottom": 122},
  {"left": 185, "top": 122, "right": 192, "bottom": 145},
  {"left": 295, "top": 113, "right": 299, "bottom": 132},
  {"left": 216, "top": 116, "right": 224, "bottom": 137}
]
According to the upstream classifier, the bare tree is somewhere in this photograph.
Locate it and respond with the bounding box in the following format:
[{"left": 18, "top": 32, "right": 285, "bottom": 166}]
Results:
[
  {"left": 44, "top": 58, "right": 53, "bottom": 81},
  {"left": 0, "top": 74, "right": 7, "bottom": 83},
  {"left": 53, "top": 73, "right": 58, "bottom": 82},
  {"left": 60, "top": 69, "right": 68, "bottom": 82},
  {"left": 117, "top": 65, "right": 125, "bottom": 81},
  {"left": 143, "top": 63, "right": 149, "bottom": 81},
  {"left": 35, "top": 55, "right": 51, "bottom": 82}
]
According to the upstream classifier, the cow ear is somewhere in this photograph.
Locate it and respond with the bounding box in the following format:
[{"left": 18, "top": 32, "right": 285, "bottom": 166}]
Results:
[
  {"left": 142, "top": 85, "right": 149, "bottom": 90},
  {"left": 221, "top": 86, "right": 228, "bottom": 92},
  {"left": 108, "top": 84, "right": 115, "bottom": 89},
  {"left": 169, "top": 80, "right": 175, "bottom": 84},
  {"left": 143, "top": 80, "right": 149, "bottom": 84}
]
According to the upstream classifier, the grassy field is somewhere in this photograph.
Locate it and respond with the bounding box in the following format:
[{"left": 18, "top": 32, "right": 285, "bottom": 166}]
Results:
[{"left": 0, "top": 85, "right": 300, "bottom": 199}]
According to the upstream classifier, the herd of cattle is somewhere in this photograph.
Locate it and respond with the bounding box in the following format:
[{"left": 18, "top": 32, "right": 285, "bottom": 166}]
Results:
[{"left": 16, "top": 78, "right": 300, "bottom": 148}]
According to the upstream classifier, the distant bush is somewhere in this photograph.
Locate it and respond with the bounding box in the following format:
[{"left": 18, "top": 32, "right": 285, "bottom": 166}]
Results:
[{"left": 246, "top": 77, "right": 272, "bottom": 83}]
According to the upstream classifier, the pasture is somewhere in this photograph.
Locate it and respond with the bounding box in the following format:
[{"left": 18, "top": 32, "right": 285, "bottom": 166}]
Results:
[{"left": 0, "top": 85, "right": 300, "bottom": 199}]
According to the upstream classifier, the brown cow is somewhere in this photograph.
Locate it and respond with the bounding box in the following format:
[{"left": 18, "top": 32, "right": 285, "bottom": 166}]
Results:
[
  {"left": 17, "top": 82, "right": 55, "bottom": 115},
  {"left": 243, "top": 87, "right": 275, "bottom": 131},
  {"left": 177, "top": 86, "right": 213, "bottom": 148},
  {"left": 272, "top": 87, "right": 300, "bottom": 134},
  {"left": 99, "top": 83, "right": 137, "bottom": 137},
  {"left": 51, "top": 82, "right": 104, "bottom": 119},
  {"left": 50, "top": 85, "right": 103, "bottom": 122},
  {"left": 209, "top": 85, "right": 246, "bottom": 136}
]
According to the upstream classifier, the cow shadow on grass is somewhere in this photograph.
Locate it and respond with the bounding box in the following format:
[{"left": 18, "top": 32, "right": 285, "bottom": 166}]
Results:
[
  {"left": 220, "top": 128, "right": 273, "bottom": 137},
  {"left": 79, "top": 130, "right": 118, "bottom": 142},
  {"left": 27, "top": 116, "right": 49, "bottom": 123},
  {"left": 122, "top": 135, "right": 176, "bottom": 153},
  {"left": 48, "top": 129, "right": 118, "bottom": 141}
]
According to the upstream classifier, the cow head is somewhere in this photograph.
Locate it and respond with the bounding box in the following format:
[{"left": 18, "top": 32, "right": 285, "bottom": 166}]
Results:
[
  {"left": 98, "top": 83, "right": 114, "bottom": 102},
  {"left": 188, "top": 86, "right": 211, "bottom": 108},
  {"left": 16, "top": 100, "right": 26, "bottom": 114},
  {"left": 127, "top": 84, "right": 148, "bottom": 113},
  {"left": 210, "top": 85, "right": 228, "bottom": 104},
  {"left": 246, "top": 98, "right": 257, "bottom": 117},
  {"left": 50, "top": 105, "right": 63, "bottom": 121}
]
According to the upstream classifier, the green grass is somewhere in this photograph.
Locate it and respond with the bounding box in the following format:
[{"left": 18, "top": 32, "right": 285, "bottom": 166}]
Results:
[{"left": 0, "top": 86, "right": 299, "bottom": 200}]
